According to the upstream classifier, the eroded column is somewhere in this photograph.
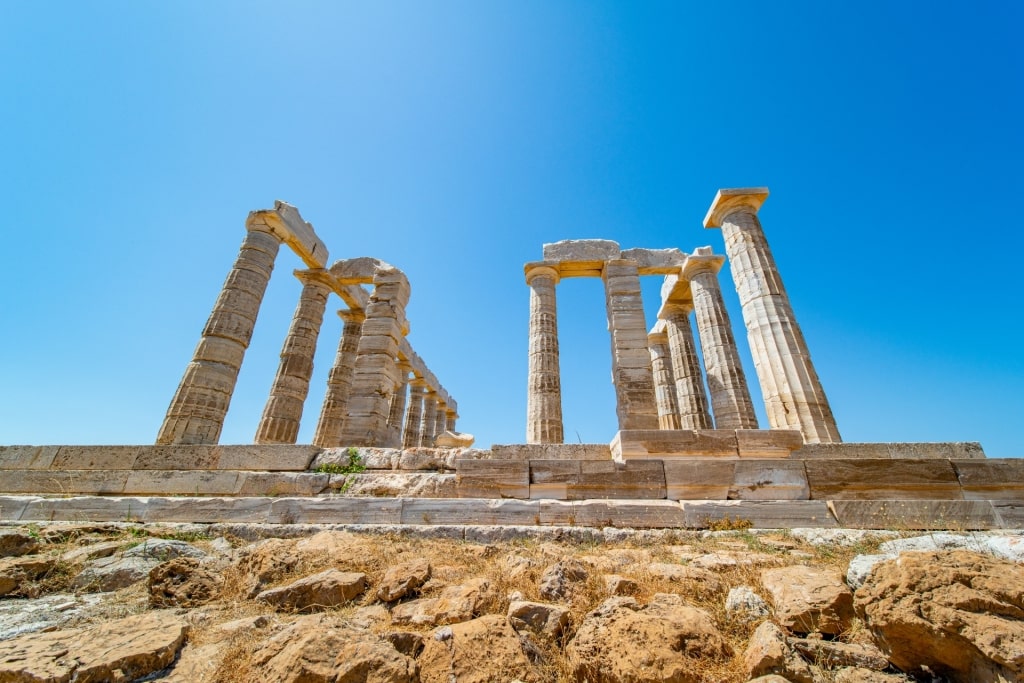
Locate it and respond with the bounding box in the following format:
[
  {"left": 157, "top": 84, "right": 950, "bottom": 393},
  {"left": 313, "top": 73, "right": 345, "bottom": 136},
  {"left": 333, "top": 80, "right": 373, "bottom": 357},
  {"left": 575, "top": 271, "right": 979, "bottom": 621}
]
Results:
[
  {"left": 402, "top": 379, "right": 426, "bottom": 448},
  {"left": 433, "top": 400, "right": 448, "bottom": 440},
  {"left": 705, "top": 189, "right": 840, "bottom": 443},
  {"left": 385, "top": 362, "right": 411, "bottom": 448},
  {"left": 157, "top": 225, "right": 282, "bottom": 445},
  {"left": 682, "top": 250, "right": 758, "bottom": 430},
  {"left": 255, "top": 269, "right": 334, "bottom": 444},
  {"left": 339, "top": 266, "right": 410, "bottom": 446},
  {"left": 648, "top": 326, "right": 682, "bottom": 430},
  {"left": 662, "top": 303, "right": 713, "bottom": 430},
  {"left": 603, "top": 259, "right": 659, "bottom": 430},
  {"left": 525, "top": 263, "right": 564, "bottom": 443},
  {"left": 312, "top": 310, "right": 365, "bottom": 447},
  {"left": 420, "top": 391, "right": 438, "bottom": 447},
  {"left": 445, "top": 406, "right": 457, "bottom": 433}
]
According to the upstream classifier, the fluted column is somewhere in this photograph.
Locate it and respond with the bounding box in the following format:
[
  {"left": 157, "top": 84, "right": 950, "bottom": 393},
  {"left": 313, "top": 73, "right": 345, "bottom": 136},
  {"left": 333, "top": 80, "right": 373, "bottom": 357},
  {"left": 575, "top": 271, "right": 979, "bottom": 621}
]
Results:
[
  {"left": 662, "top": 303, "right": 712, "bottom": 430},
  {"left": 420, "top": 391, "right": 439, "bottom": 447},
  {"left": 339, "top": 266, "right": 410, "bottom": 446},
  {"left": 157, "top": 225, "right": 282, "bottom": 445},
  {"left": 525, "top": 263, "right": 564, "bottom": 443},
  {"left": 402, "top": 380, "right": 427, "bottom": 448},
  {"left": 705, "top": 188, "right": 840, "bottom": 443},
  {"left": 603, "top": 259, "right": 659, "bottom": 430},
  {"left": 255, "top": 270, "right": 334, "bottom": 444},
  {"left": 433, "top": 400, "right": 448, "bottom": 440},
  {"left": 648, "top": 327, "right": 681, "bottom": 430},
  {"left": 445, "top": 407, "right": 457, "bottom": 433},
  {"left": 312, "top": 310, "right": 365, "bottom": 447},
  {"left": 682, "top": 250, "right": 758, "bottom": 430},
  {"left": 385, "top": 362, "right": 411, "bottom": 448}
]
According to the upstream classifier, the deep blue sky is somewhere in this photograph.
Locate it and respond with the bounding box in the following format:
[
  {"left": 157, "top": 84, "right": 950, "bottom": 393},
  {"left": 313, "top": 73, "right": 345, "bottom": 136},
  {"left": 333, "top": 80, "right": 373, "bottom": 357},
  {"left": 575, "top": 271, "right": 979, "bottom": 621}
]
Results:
[{"left": 2, "top": 2, "right": 1021, "bottom": 456}]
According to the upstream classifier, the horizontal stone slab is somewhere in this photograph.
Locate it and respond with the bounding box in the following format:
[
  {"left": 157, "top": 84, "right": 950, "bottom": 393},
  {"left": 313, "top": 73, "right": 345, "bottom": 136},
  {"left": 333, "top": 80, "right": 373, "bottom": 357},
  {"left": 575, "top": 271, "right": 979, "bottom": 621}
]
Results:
[
  {"left": 546, "top": 500, "right": 688, "bottom": 528},
  {"left": 728, "top": 461, "right": 809, "bottom": 501},
  {"left": 491, "top": 444, "right": 611, "bottom": 461},
  {"left": 236, "top": 472, "right": 330, "bottom": 496},
  {"left": 793, "top": 442, "right": 986, "bottom": 460},
  {"left": 952, "top": 460, "right": 1024, "bottom": 501},
  {"left": 0, "top": 470, "right": 130, "bottom": 495},
  {"left": 331, "top": 473, "right": 457, "bottom": 498},
  {"left": 735, "top": 430, "right": 804, "bottom": 458},
  {"left": 681, "top": 500, "right": 838, "bottom": 528},
  {"left": 611, "top": 429, "right": 738, "bottom": 461},
  {"left": 208, "top": 445, "right": 319, "bottom": 471},
  {"left": 400, "top": 498, "right": 540, "bottom": 526},
  {"left": 529, "top": 461, "right": 666, "bottom": 500},
  {"left": 0, "top": 446, "right": 59, "bottom": 470},
  {"left": 827, "top": 500, "right": 1000, "bottom": 530},
  {"left": 805, "top": 459, "right": 963, "bottom": 500},
  {"left": 455, "top": 460, "right": 529, "bottom": 499},
  {"left": 50, "top": 446, "right": 143, "bottom": 470},
  {"left": 125, "top": 470, "right": 242, "bottom": 495},
  {"left": 0, "top": 496, "right": 38, "bottom": 520},
  {"left": 994, "top": 503, "right": 1024, "bottom": 529},
  {"left": 1, "top": 445, "right": 321, "bottom": 472},
  {"left": 663, "top": 461, "right": 734, "bottom": 500},
  {"left": 269, "top": 498, "right": 402, "bottom": 525}
]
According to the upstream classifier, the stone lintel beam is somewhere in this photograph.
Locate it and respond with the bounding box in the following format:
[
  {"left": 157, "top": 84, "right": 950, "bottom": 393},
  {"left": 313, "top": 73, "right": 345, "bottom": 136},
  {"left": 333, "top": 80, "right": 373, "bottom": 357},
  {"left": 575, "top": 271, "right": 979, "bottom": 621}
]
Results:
[
  {"left": 621, "top": 247, "right": 688, "bottom": 275},
  {"left": 657, "top": 275, "right": 694, "bottom": 320},
  {"left": 246, "top": 200, "right": 329, "bottom": 269},
  {"left": 539, "top": 240, "right": 621, "bottom": 278},
  {"left": 338, "top": 284, "right": 369, "bottom": 313},
  {"left": 329, "top": 257, "right": 398, "bottom": 285},
  {"left": 702, "top": 187, "right": 770, "bottom": 229}
]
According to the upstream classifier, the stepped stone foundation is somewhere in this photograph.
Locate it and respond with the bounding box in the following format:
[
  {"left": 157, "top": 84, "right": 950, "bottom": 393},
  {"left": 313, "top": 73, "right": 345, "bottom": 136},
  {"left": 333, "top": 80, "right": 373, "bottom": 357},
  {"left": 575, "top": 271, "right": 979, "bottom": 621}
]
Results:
[{"left": 9, "top": 191, "right": 1021, "bottom": 529}]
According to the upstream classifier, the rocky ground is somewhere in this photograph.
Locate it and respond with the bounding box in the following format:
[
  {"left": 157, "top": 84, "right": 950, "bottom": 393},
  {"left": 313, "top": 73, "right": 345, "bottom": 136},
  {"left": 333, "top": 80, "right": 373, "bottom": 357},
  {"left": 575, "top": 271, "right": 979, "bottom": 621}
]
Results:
[{"left": 0, "top": 522, "right": 1021, "bottom": 682}]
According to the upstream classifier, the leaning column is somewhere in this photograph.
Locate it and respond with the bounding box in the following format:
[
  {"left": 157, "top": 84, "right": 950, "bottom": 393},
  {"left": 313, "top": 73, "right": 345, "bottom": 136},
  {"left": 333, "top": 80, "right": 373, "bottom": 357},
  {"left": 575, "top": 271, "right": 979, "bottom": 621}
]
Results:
[
  {"left": 312, "top": 310, "right": 365, "bottom": 447},
  {"left": 648, "top": 325, "right": 682, "bottom": 430},
  {"left": 157, "top": 222, "right": 282, "bottom": 445},
  {"left": 402, "top": 379, "right": 427, "bottom": 448},
  {"left": 704, "top": 188, "right": 840, "bottom": 443},
  {"left": 681, "top": 249, "right": 759, "bottom": 430},
  {"left": 661, "top": 302, "right": 713, "bottom": 430},
  {"left": 255, "top": 269, "right": 335, "bottom": 444},
  {"left": 525, "top": 263, "right": 564, "bottom": 443},
  {"left": 603, "top": 259, "right": 659, "bottom": 430}
]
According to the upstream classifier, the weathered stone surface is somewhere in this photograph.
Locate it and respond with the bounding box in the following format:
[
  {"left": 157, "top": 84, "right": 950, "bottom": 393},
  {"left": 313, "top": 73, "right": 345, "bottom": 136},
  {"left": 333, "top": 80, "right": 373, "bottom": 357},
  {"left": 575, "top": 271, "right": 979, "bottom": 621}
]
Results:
[
  {"left": 743, "top": 620, "right": 815, "bottom": 683},
  {"left": 529, "top": 460, "right": 666, "bottom": 499},
  {"left": 124, "top": 470, "right": 241, "bottom": 495},
  {"left": 622, "top": 247, "right": 687, "bottom": 274},
  {"left": 0, "top": 611, "right": 187, "bottom": 683},
  {"left": 736, "top": 430, "right": 805, "bottom": 458},
  {"left": 73, "top": 539, "right": 206, "bottom": 592},
  {"left": 50, "top": 445, "right": 143, "bottom": 470},
  {"left": 456, "top": 459, "right": 529, "bottom": 498},
  {"left": 543, "top": 238, "right": 621, "bottom": 267},
  {"left": 725, "top": 585, "right": 770, "bottom": 622},
  {"left": 856, "top": 550, "right": 1024, "bottom": 682},
  {"left": 377, "top": 558, "right": 431, "bottom": 602},
  {"left": 434, "top": 431, "right": 474, "bottom": 448},
  {"left": 789, "top": 637, "right": 889, "bottom": 671},
  {"left": 832, "top": 669, "right": 908, "bottom": 683},
  {"left": 954, "top": 459, "right": 1024, "bottom": 501},
  {"left": 385, "top": 631, "right": 425, "bottom": 658},
  {"left": 492, "top": 443, "right": 611, "bottom": 460},
  {"left": 568, "top": 593, "right": 731, "bottom": 683},
  {"left": 682, "top": 500, "right": 837, "bottom": 529},
  {"left": 0, "top": 555, "right": 54, "bottom": 596},
  {"left": 612, "top": 428, "right": 739, "bottom": 460},
  {"left": 148, "top": 557, "right": 223, "bottom": 607},
  {"left": 538, "top": 499, "right": 689, "bottom": 528},
  {"left": 390, "top": 577, "right": 494, "bottom": 626},
  {"left": 0, "top": 529, "right": 39, "bottom": 558},
  {"left": 236, "top": 472, "right": 330, "bottom": 496},
  {"left": 401, "top": 498, "right": 540, "bottom": 526},
  {"left": 806, "top": 459, "right": 962, "bottom": 500},
  {"left": 761, "top": 565, "right": 854, "bottom": 635},
  {"left": 257, "top": 568, "right": 366, "bottom": 612},
  {"left": 793, "top": 442, "right": 985, "bottom": 460},
  {"left": 539, "top": 558, "right": 589, "bottom": 600},
  {"left": 647, "top": 563, "right": 723, "bottom": 593},
  {"left": 525, "top": 264, "right": 565, "bottom": 445},
  {"left": 604, "top": 573, "right": 639, "bottom": 596},
  {"left": 729, "top": 460, "right": 809, "bottom": 500},
  {"left": 508, "top": 599, "right": 570, "bottom": 637},
  {"left": 230, "top": 537, "right": 300, "bottom": 598},
  {"left": 828, "top": 500, "right": 999, "bottom": 530},
  {"left": 420, "top": 614, "right": 538, "bottom": 683},
  {"left": 0, "top": 470, "right": 130, "bottom": 494},
  {"left": 0, "top": 446, "right": 59, "bottom": 470},
  {"left": 336, "top": 472, "right": 457, "bottom": 498},
  {"left": 268, "top": 497, "right": 402, "bottom": 525},
  {"left": 664, "top": 460, "right": 734, "bottom": 499},
  {"left": 0, "top": 592, "right": 104, "bottom": 640}
]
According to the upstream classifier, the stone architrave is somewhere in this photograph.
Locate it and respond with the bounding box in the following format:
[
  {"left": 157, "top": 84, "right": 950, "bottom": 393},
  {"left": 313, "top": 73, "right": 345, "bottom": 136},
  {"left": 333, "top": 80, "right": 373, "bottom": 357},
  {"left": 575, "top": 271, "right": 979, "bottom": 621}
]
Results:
[
  {"left": 681, "top": 250, "right": 758, "bottom": 430},
  {"left": 647, "top": 326, "right": 682, "bottom": 430},
  {"left": 661, "top": 302, "right": 712, "bottom": 430},
  {"left": 525, "top": 263, "right": 564, "bottom": 444},
  {"left": 704, "top": 188, "right": 840, "bottom": 444},
  {"left": 338, "top": 264, "right": 410, "bottom": 446},
  {"left": 312, "top": 310, "right": 365, "bottom": 448},
  {"left": 255, "top": 269, "right": 335, "bottom": 444},
  {"left": 385, "top": 363, "right": 411, "bottom": 448},
  {"left": 156, "top": 224, "right": 283, "bottom": 445},
  {"left": 402, "top": 380, "right": 427, "bottom": 449},
  {"left": 420, "top": 392, "right": 439, "bottom": 447},
  {"left": 603, "top": 259, "right": 659, "bottom": 431}
]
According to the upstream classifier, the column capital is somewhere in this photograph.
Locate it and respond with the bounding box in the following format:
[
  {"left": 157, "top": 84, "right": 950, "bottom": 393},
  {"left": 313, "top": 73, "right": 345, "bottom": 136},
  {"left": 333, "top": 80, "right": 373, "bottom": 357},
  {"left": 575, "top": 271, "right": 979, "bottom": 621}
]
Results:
[
  {"left": 525, "top": 262, "right": 561, "bottom": 286},
  {"left": 647, "top": 323, "right": 669, "bottom": 345},
  {"left": 703, "top": 187, "right": 769, "bottom": 228},
  {"left": 409, "top": 377, "right": 428, "bottom": 390},
  {"left": 337, "top": 309, "right": 366, "bottom": 324},
  {"left": 246, "top": 201, "right": 329, "bottom": 268},
  {"left": 680, "top": 248, "right": 726, "bottom": 280}
]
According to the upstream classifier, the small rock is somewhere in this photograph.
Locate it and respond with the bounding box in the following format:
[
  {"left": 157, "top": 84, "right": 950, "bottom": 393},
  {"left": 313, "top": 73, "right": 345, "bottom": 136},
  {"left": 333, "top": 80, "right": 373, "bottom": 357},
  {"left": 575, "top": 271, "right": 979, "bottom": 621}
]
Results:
[
  {"left": 0, "top": 555, "right": 55, "bottom": 596},
  {"left": 647, "top": 562, "right": 723, "bottom": 593},
  {"left": 0, "top": 529, "right": 40, "bottom": 558},
  {"left": 743, "top": 620, "right": 815, "bottom": 683},
  {"left": 419, "top": 614, "right": 538, "bottom": 683},
  {"left": 376, "top": 558, "right": 431, "bottom": 602},
  {"left": 539, "top": 559, "right": 588, "bottom": 600},
  {"left": 832, "top": 668, "right": 908, "bottom": 682},
  {"left": 507, "top": 600, "right": 570, "bottom": 637},
  {"left": 257, "top": 568, "right": 366, "bottom": 612},
  {"left": 725, "top": 586, "right": 770, "bottom": 623},
  {"left": 762, "top": 565, "right": 855, "bottom": 635},
  {"left": 148, "top": 557, "right": 224, "bottom": 607},
  {"left": 386, "top": 631, "right": 425, "bottom": 657},
  {"left": 350, "top": 604, "right": 391, "bottom": 629},
  {"left": 391, "top": 577, "right": 493, "bottom": 626},
  {"left": 789, "top": 637, "right": 889, "bottom": 671},
  {"left": 231, "top": 537, "right": 301, "bottom": 598},
  {"left": 59, "top": 539, "right": 123, "bottom": 564},
  {"left": 603, "top": 574, "right": 638, "bottom": 596}
]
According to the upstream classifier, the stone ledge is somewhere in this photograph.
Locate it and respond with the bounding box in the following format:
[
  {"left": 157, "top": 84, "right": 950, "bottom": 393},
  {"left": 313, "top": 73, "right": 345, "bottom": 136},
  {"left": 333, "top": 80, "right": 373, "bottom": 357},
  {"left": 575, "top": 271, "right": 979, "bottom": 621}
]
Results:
[
  {"left": 952, "top": 460, "right": 1024, "bottom": 501},
  {"left": 827, "top": 500, "right": 1000, "bottom": 530},
  {"left": 681, "top": 500, "right": 837, "bottom": 528},
  {"left": 0, "top": 445, "right": 319, "bottom": 472},
  {"left": 792, "top": 442, "right": 986, "bottom": 460},
  {"left": 491, "top": 444, "right": 611, "bottom": 461},
  {"left": 805, "top": 459, "right": 963, "bottom": 500}
]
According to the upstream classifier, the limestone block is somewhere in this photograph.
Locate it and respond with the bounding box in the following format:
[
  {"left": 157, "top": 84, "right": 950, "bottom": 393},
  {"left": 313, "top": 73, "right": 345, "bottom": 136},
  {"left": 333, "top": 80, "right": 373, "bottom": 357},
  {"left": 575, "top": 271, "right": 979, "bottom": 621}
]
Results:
[
  {"left": 620, "top": 247, "right": 687, "bottom": 274},
  {"left": 400, "top": 498, "right": 541, "bottom": 526},
  {"left": 736, "top": 430, "right": 804, "bottom": 458},
  {"left": 729, "top": 460, "right": 809, "bottom": 500},
  {"left": 21, "top": 496, "right": 151, "bottom": 522},
  {"left": 51, "top": 446, "right": 143, "bottom": 470},
  {"left": 0, "top": 470, "right": 129, "bottom": 495},
  {"left": 805, "top": 459, "right": 962, "bottom": 500},
  {"left": 887, "top": 441, "right": 985, "bottom": 459},
  {"left": 216, "top": 445, "right": 318, "bottom": 471},
  {"left": 124, "top": 470, "right": 241, "bottom": 495},
  {"left": 681, "top": 500, "right": 838, "bottom": 528},
  {"left": 141, "top": 497, "right": 272, "bottom": 523},
  {"left": 267, "top": 498, "right": 402, "bottom": 525},
  {"left": 0, "top": 496, "right": 37, "bottom": 520},
  {"left": 567, "top": 500, "right": 688, "bottom": 528},
  {"left": 398, "top": 449, "right": 451, "bottom": 471},
  {"left": 133, "top": 446, "right": 221, "bottom": 470},
  {"left": 953, "top": 459, "right": 1024, "bottom": 500},
  {"left": 0, "top": 446, "right": 59, "bottom": 470},
  {"left": 313, "top": 447, "right": 399, "bottom": 471},
  {"left": 236, "top": 472, "right": 330, "bottom": 496},
  {"left": 611, "top": 429, "right": 739, "bottom": 461},
  {"left": 827, "top": 500, "right": 1000, "bottom": 530},
  {"left": 492, "top": 444, "right": 612, "bottom": 460},
  {"left": 529, "top": 460, "right": 666, "bottom": 500},
  {"left": 434, "top": 432, "right": 475, "bottom": 448},
  {"left": 663, "top": 460, "right": 735, "bottom": 500},
  {"left": 542, "top": 239, "right": 621, "bottom": 274},
  {"left": 994, "top": 503, "right": 1024, "bottom": 528},
  {"left": 455, "top": 460, "right": 529, "bottom": 498},
  {"left": 335, "top": 473, "right": 458, "bottom": 498}
]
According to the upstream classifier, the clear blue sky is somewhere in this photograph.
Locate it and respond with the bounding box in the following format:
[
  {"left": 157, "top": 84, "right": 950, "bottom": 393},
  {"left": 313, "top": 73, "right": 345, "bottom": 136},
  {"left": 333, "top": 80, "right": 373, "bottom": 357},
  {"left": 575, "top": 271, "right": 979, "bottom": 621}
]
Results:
[{"left": 1, "top": 2, "right": 1021, "bottom": 456}]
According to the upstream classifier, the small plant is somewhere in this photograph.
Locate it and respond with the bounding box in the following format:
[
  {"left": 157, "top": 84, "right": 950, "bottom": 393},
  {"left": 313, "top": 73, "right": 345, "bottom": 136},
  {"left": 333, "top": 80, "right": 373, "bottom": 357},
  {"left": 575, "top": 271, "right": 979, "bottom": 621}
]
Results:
[
  {"left": 704, "top": 515, "right": 754, "bottom": 532},
  {"left": 314, "top": 449, "right": 366, "bottom": 475}
]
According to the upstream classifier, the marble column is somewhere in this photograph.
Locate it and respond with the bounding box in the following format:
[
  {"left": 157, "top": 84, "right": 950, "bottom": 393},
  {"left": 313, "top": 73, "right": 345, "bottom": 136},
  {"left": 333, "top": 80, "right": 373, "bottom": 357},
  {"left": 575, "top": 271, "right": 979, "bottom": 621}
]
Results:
[
  {"left": 662, "top": 303, "right": 713, "bottom": 430},
  {"left": 603, "top": 259, "right": 659, "bottom": 430},
  {"left": 445, "top": 407, "right": 457, "bottom": 433},
  {"left": 525, "top": 263, "right": 564, "bottom": 443},
  {"left": 682, "top": 250, "right": 759, "bottom": 430},
  {"left": 384, "top": 362, "right": 411, "bottom": 448},
  {"left": 402, "top": 379, "right": 427, "bottom": 449},
  {"left": 648, "top": 327, "right": 682, "bottom": 430},
  {"left": 420, "top": 391, "right": 439, "bottom": 447},
  {"left": 433, "top": 400, "right": 448, "bottom": 440},
  {"left": 339, "top": 266, "right": 410, "bottom": 446},
  {"left": 157, "top": 224, "right": 282, "bottom": 445},
  {"left": 255, "top": 269, "right": 334, "bottom": 444},
  {"left": 312, "top": 310, "right": 365, "bottom": 447},
  {"left": 704, "top": 188, "right": 840, "bottom": 443}
]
